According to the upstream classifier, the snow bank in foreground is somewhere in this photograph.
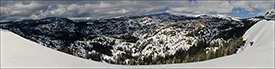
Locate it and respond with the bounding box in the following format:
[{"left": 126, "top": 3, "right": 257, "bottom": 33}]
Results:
[
  {"left": 0, "top": 29, "right": 115, "bottom": 68},
  {"left": 1, "top": 20, "right": 274, "bottom": 68},
  {"left": 240, "top": 20, "right": 274, "bottom": 52}
]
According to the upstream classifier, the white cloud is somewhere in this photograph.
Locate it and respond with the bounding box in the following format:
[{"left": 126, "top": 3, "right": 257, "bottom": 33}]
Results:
[
  {"left": 231, "top": 1, "right": 274, "bottom": 15},
  {"left": 0, "top": 1, "right": 274, "bottom": 21},
  {"left": 249, "top": 12, "right": 255, "bottom": 15},
  {"left": 106, "top": 9, "right": 129, "bottom": 14},
  {"left": 235, "top": 10, "right": 240, "bottom": 13},
  {"left": 2, "top": 1, "right": 45, "bottom": 14},
  {"left": 231, "top": 1, "right": 254, "bottom": 11},
  {"left": 168, "top": 1, "right": 234, "bottom": 14}
]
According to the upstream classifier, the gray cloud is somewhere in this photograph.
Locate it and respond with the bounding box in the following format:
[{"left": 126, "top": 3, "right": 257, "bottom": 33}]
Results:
[{"left": 0, "top": 1, "right": 274, "bottom": 21}]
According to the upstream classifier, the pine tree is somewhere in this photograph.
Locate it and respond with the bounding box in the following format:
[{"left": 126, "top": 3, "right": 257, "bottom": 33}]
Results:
[
  {"left": 84, "top": 51, "right": 89, "bottom": 59},
  {"left": 59, "top": 44, "right": 65, "bottom": 51},
  {"left": 64, "top": 47, "right": 70, "bottom": 54}
]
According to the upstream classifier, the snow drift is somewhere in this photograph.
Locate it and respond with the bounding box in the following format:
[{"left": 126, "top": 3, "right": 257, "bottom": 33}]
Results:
[
  {"left": 0, "top": 29, "right": 114, "bottom": 68},
  {"left": 1, "top": 19, "right": 274, "bottom": 68}
]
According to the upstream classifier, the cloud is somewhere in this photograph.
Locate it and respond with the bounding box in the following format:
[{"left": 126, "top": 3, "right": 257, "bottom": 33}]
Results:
[
  {"left": 235, "top": 10, "right": 240, "bottom": 13},
  {"left": 169, "top": 1, "right": 235, "bottom": 13},
  {"left": 230, "top": 1, "right": 274, "bottom": 15},
  {"left": 249, "top": 12, "right": 255, "bottom": 15},
  {"left": 0, "top": 1, "right": 274, "bottom": 21},
  {"left": 106, "top": 9, "right": 129, "bottom": 14}
]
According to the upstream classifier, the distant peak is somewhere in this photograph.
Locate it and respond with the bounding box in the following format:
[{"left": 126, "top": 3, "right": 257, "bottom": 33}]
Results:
[
  {"left": 264, "top": 7, "right": 275, "bottom": 19},
  {"left": 43, "top": 17, "right": 69, "bottom": 20},
  {"left": 40, "top": 17, "right": 73, "bottom": 22}
]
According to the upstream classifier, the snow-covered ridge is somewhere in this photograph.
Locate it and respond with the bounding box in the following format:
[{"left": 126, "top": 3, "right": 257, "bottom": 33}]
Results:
[
  {"left": 87, "top": 12, "right": 241, "bottom": 22},
  {"left": 239, "top": 20, "right": 275, "bottom": 52},
  {"left": 168, "top": 12, "right": 241, "bottom": 21},
  {"left": 197, "top": 14, "right": 241, "bottom": 21},
  {"left": 1, "top": 19, "right": 273, "bottom": 68},
  {"left": 141, "top": 19, "right": 274, "bottom": 67},
  {"left": 264, "top": 7, "right": 275, "bottom": 19},
  {"left": 0, "top": 12, "right": 257, "bottom": 65},
  {"left": 148, "top": 20, "right": 274, "bottom": 67}
]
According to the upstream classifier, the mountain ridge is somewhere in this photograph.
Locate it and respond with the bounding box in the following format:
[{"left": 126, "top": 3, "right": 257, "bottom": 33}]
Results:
[{"left": 0, "top": 12, "right": 263, "bottom": 65}]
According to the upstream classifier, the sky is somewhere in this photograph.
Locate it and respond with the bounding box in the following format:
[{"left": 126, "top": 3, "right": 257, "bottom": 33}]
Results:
[{"left": 0, "top": 0, "right": 274, "bottom": 21}]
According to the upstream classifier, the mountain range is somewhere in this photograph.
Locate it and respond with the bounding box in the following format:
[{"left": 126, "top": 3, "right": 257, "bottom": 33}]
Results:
[{"left": 0, "top": 8, "right": 273, "bottom": 65}]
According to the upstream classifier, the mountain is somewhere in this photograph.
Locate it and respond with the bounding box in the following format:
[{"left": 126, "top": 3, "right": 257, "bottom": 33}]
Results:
[
  {"left": 197, "top": 14, "right": 241, "bottom": 21},
  {"left": 264, "top": 7, "right": 275, "bottom": 19},
  {"left": 1, "top": 18, "right": 273, "bottom": 68},
  {"left": 0, "top": 13, "right": 260, "bottom": 65}
]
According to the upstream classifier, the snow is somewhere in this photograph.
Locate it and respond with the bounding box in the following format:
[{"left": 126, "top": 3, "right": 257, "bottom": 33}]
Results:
[
  {"left": 168, "top": 12, "right": 241, "bottom": 21},
  {"left": 1, "top": 19, "right": 274, "bottom": 68},
  {"left": 239, "top": 20, "right": 274, "bottom": 53},
  {"left": 265, "top": 7, "right": 275, "bottom": 19},
  {"left": 211, "top": 14, "right": 241, "bottom": 21},
  {"left": 142, "top": 20, "right": 274, "bottom": 68},
  {"left": 0, "top": 29, "right": 114, "bottom": 68}
]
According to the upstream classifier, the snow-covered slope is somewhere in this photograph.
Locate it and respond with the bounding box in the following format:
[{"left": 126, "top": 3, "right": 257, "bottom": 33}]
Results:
[
  {"left": 169, "top": 12, "right": 241, "bottom": 21},
  {"left": 199, "top": 14, "right": 241, "bottom": 21},
  {"left": 147, "top": 20, "right": 274, "bottom": 68},
  {"left": 239, "top": 20, "right": 274, "bottom": 52},
  {"left": 265, "top": 7, "right": 275, "bottom": 19},
  {"left": 1, "top": 19, "right": 273, "bottom": 68},
  {"left": 0, "top": 29, "right": 114, "bottom": 67},
  {"left": 1, "top": 14, "right": 253, "bottom": 64}
]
